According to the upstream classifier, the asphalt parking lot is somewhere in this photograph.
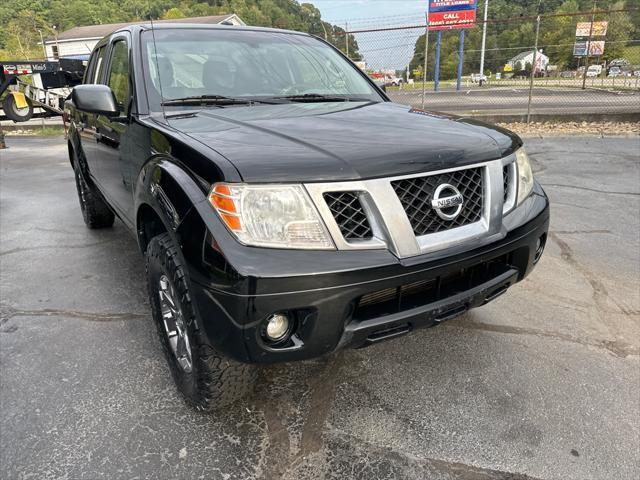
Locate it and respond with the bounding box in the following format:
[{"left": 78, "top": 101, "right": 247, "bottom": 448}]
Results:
[{"left": 1, "top": 135, "right": 639, "bottom": 480}]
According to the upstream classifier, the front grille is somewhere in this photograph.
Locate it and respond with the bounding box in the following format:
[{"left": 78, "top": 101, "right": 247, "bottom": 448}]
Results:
[
  {"left": 353, "top": 255, "right": 510, "bottom": 321},
  {"left": 391, "top": 167, "right": 484, "bottom": 236},
  {"left": 324, "top": 192, "right": 373, "bottom": 240},
  {"left": 503, "top": 164, "right": 511, "bottom": 203}
]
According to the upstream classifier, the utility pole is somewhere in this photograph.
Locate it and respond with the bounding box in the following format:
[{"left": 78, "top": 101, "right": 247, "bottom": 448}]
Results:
[
  {"left": 479, "top": 0, "right": 489, "bottom": 83},
  {"left": 581, "top": 0, "right": 597, "bottom": 90},
  {"left": 321, "top": 22, "right": 328, "bottom": 41},
  {"left": 421, "top": 7, "right": 430, "bottom": 109},
  {"left": 38, "top": 30, "right": 47, "bottom": 60},
  {"left": 526, "top": 14, "right": 541, "bottom": 124},
  {"left": 52, "top": 25, "right": 60, "bottom": 60},
  {"left": 345, "top": 22, "right": 349, "bottom": 58}
]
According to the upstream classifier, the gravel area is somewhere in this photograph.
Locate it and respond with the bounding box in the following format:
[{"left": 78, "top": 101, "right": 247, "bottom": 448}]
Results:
[{"left": 497, "top": 121, "right": 640, "bottom": 138}]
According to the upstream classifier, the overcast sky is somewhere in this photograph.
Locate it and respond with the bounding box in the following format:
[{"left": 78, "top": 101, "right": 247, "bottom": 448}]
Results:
[
  {"left": 308, "top": 0, "right": 430, "bottom": 71},
  {"left": 307, "top": 0, "right": 428, "bottom": 24}
]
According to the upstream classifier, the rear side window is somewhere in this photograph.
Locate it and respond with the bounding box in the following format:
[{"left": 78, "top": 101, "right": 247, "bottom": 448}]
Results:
[
  {"left": 107, "top": 40, "right": 130, "bottom": 107},
  {"left": 84, "top": 51, "right": 97, "bottom": 84},
  {"left": 93, "top": 47, "right": 106, "bottom": 84},
  {"left": 84, "top": 47, "right": 105, "bottom": 84}
]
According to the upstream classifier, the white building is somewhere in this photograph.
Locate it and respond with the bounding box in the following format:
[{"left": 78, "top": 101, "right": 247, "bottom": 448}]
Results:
[
  {"left": 43, "top": 14, "right": 245, "bottom": 61},
  {"left": 506, "top": 50, "right": 550, "bottom": 73}
]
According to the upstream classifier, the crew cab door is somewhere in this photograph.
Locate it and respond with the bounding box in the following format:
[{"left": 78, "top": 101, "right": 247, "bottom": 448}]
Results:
[
  {"left": 76, "top": 45, "right": 107, "bottom": 181},
  {"left": 95, "top": 35, "right": 135, "bottom": 224}
]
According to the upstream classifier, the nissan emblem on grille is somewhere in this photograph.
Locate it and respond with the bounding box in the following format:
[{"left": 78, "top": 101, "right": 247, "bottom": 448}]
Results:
[{"left": 431, "top": 184, "right": 464, "bottom": 220}]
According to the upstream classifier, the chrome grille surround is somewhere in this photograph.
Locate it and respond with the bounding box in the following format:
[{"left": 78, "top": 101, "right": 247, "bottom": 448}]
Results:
[
  {"left": 305, "top": 156, "right": 513, "bottom": 258},
  {"left": 502, "top": 160, "right": 517, "bottom": 214}
]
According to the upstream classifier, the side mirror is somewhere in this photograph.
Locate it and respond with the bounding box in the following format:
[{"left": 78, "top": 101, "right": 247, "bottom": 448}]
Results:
[{"left": 72, "top": 84, "right": 118, "bottom": 116}]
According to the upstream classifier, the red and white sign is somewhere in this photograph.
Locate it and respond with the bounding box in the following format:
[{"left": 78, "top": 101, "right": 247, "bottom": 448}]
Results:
[
  {"left": 428, "top": 10, "right": 476, "bottom": 30},
  {"left": 430, "top": 0, "right": 475, "bottom": 7},
  {"left": 428, "top": 0, "right": 477, "bottom": 30}
]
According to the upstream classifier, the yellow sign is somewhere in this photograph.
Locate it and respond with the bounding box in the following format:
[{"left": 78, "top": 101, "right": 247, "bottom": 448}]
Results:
[
  {"left": 503, "top": 64, "right": 513, "bottom": 72},
  {"left": 11, "top": 92, "right": 28, "bottom": 109},
  {"left": 576, "top": 21, "right": 608, "bottom": 37}
]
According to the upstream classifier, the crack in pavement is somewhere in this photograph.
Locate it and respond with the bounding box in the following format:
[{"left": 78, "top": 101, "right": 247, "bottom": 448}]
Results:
[
  {"left": 448, "top": 321, "right": 639, "bottom": 358},
  {"left": 327, "top": 428, "right": 545, "bottom": 480},
  {"left": 549, "top": 233, "right": 628, "bottom": 315},
  {"left": 543, "top": 184, "right": 639, "bottom": 196},
  {"left": 548, "top": 232, "right": 639, "bottom": 349},
  {"left": 0, "top": 304, "right": 147, "bottom": 324},
  {"left": 550, "top": 229, "right": 612, "bottom": 235},
  {"left": 0, "top": 239, "right": 120, "bottom": 256}
]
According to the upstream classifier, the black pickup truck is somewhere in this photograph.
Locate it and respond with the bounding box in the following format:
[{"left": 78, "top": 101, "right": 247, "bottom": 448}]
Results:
[{"left": 66, "top": 23, "right": 549, "bottom": 410}]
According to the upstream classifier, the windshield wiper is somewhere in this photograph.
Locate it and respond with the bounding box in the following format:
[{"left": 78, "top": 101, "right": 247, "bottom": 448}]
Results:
[
  {"left": 273, "top": 93, "right": 370, "bottom": 103},
  {"left": 162, "top": 95, "right": 272, "bottom": 106}
]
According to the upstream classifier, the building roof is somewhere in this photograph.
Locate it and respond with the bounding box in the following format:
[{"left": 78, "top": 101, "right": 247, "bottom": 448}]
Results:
[
  {"left": 508, "top": 50, "right": 549, "bottom": 64},
  {"left": 49, "top": 14, "right": 241, "bottom": 42}
]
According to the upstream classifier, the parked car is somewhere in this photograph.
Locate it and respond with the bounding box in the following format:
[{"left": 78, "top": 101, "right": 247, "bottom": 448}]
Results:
[
  {"left": 608, "top": 66, "right": 621, "bottom": 77},
  {"left": 385, "top": 75, "right": 403, "bottom": 86},
  {"left": 559, "top": 70, "right": 575, "bottom": 78},
  {"left": 586, "top": 65, "right": 602, "bottom": 77},
  {"left": 470, "top": 73, "right": 488, "bottom": 84},
  {"left": 608, "top": 58, "right": 630, "bottom": 68},
  {"left": 66, "top": 23, "right": 549, "bottom": 410}
]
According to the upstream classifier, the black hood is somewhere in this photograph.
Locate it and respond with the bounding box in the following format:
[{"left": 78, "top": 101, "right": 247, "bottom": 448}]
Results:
[{"left": 168, "top": 102, "right": 521, "bottom": 183}]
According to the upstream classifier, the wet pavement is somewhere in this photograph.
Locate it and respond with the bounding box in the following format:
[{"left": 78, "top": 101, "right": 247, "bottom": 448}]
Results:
[{"left": 1, "top": 135, "right": 639, "bottom": 480}]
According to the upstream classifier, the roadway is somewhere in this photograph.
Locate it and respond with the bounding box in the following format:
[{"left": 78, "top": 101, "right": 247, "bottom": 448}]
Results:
[{"left": 388, "top": 86, "right": 640, "bottom": 116}]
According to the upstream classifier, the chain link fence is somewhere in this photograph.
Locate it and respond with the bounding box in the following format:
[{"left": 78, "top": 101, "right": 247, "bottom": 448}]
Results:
[{"left": 342, "top": 8, "right": 640, "bottom": 120}]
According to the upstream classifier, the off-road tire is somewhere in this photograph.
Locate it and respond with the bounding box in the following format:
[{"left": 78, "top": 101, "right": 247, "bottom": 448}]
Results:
[
  {"left": 2, "top": 94, "right": 33, "bottom": 122},
  {"left": 146, "top": 233, "right": 257, "bottom": 410},
  {"left": 73, "top": 163, "right": 115, "bottom": 229}
]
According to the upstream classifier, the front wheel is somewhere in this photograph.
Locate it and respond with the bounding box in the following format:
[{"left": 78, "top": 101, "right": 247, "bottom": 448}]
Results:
[{"left": 145, "top": 233, "right": 257, "bottom": 410}]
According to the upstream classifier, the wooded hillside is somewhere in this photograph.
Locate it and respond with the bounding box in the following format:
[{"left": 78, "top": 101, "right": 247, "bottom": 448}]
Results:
[
  {"left": 0, "top": 0, "right": 361, "bottom": 60},
  {"left": 407, "top": 0, "right": 639, "bottom": 80}
]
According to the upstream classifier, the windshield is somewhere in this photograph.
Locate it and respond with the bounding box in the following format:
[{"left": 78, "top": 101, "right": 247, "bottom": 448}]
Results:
[{"left": 141, "top": 28, "right": 382, "bottom": 108}]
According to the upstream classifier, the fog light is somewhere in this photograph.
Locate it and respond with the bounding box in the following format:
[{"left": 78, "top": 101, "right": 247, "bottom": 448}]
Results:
[
  {"left": 534, "top": 234, "right": 546, "bottom": 264},
  {"left": 265, "top": 313, "right": 291, "bottom": 342}
]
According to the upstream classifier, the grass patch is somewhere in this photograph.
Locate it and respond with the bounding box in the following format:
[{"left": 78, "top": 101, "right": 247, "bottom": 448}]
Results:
[
  {"left": 3, "top": 126, "right": 66, "bottom": 137},
  {"left": 623, "top": 44, "right": 640, "bottom": 63}
]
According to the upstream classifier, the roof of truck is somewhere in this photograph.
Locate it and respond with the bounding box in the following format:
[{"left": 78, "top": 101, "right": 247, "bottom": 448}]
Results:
[{"left": 47, "top": 14, "right": 245, "bottom": 42}]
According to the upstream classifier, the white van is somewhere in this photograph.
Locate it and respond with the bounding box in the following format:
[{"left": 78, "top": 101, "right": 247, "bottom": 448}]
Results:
[{"left": 586, "top": 65, "right": 602, "bottom": 77}]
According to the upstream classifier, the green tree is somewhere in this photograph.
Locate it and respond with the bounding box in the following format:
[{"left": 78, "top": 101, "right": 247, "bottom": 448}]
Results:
[{"left": 162, "top": 7, "right": 186, "bottom": 19}]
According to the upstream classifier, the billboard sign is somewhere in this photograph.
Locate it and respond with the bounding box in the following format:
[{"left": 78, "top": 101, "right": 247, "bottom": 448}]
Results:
[
  {"left": 573, "top": 40, "right": 606, "bottom": 57},
  {"left": 589, "top": 41, "right": 605, "bottom": 56},
  {"left": 576, "top": 21, "right": 608, "bottom": 37},
  {"left": 573, "top": 41, "right": 588, "bottom": 57},
  {"left": 428, "top": 0, "right": 478, "bottom": 30}
]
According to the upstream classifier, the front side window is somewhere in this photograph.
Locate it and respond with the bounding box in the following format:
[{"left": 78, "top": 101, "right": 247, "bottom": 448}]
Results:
[
  {"left": 141, "top": 29, "right": 382, "bottom": 108},
  {"left": 107, "top": 40, "right": 130, "bottom": 107}
]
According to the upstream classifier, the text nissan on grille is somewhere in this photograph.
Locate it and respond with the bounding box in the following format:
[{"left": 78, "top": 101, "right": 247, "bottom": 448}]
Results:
[{"left": 65, "top": 24, "right": 550, "bottom": 409}]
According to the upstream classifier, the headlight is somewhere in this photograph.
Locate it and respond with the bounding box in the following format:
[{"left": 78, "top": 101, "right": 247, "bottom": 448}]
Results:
[
  {"left": 516, "top": 148, "right": 534, "bottom": 205},
  {"left": 208, "top": 183, "right": 334, "bottom": 249}
]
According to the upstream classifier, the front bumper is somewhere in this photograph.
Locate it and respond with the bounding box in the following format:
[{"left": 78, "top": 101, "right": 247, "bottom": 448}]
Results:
[{"left": 189, "top": 188, "right": 549, "bottom": 364}]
